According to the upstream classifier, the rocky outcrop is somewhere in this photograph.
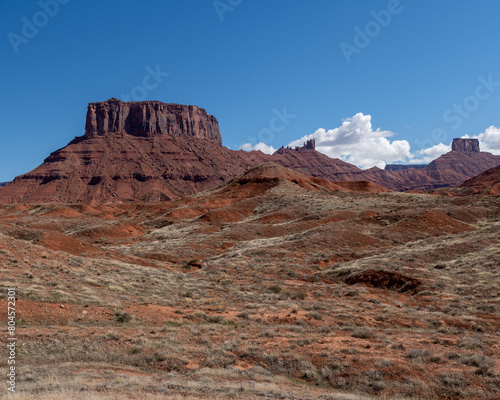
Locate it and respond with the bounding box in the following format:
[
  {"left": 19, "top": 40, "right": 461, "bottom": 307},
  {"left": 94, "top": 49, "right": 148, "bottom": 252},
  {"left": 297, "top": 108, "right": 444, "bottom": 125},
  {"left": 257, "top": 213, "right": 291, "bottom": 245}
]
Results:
[
  {"left": 304, "top": 139, "right": 315, "bottom": 150},
  {"left": 85, "top": 98, "right": 222, "bottom": 144},
  {"left": 276, "top": 139, "right": 316, "bottom": 154},
  {"left": 452, "top": 138, "right": 480, "bottom": 152}
]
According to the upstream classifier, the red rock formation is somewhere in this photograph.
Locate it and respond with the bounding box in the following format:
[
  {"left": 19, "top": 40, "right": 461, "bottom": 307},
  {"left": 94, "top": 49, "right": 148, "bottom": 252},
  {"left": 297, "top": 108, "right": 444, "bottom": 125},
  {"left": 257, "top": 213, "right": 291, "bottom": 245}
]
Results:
[
  {"left": 451, "top": 138, "right": 480, "bottom": 152},
  {"left": 460, "top": 164, "right": 500, "bottom": 194},
  {"left": 85, "top": 98, "right": 221, "bottom": 144},
  {"left": 0, "top": 134, "right": 251, "bottom": 205},
  {"left": 1, "top": 99, "right": 500, "bottom": 204},
  {"left": 358, "top": 141, "right": 500, "bottom": 191},
  {"left": 270, "top": 138, "right": 500, "bottom": 191}
]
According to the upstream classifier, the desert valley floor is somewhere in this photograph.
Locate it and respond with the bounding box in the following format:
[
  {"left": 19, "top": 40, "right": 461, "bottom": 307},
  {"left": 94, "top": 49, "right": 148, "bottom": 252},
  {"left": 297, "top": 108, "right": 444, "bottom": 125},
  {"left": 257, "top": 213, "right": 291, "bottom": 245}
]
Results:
[{"left": 0, "top": 163, "right": 499, "bottom": 399}]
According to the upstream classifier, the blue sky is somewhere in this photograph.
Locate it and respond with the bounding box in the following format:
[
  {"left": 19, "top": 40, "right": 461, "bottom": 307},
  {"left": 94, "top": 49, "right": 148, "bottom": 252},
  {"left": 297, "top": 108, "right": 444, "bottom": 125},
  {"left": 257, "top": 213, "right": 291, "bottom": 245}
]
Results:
[{"left": 1, "top": 0, "right": 500, "bottom": 181}]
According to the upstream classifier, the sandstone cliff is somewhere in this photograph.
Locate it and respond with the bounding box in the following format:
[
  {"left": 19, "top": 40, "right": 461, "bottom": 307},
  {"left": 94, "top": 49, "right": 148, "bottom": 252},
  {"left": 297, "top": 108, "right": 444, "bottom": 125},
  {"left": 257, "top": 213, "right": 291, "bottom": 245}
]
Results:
[
  {"left": 452, "top": 138, "right": 480, "bottom": 152},
  {"left": 85, "top": 98, "right": 222, "bottom": 144}
]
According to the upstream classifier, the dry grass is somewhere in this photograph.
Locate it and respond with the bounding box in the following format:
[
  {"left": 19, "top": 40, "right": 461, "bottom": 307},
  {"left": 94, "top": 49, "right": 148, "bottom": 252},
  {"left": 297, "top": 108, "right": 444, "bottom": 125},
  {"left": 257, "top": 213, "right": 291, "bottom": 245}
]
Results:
[{"left": 0, "top": 190, "right": 499, "bottom": 399}]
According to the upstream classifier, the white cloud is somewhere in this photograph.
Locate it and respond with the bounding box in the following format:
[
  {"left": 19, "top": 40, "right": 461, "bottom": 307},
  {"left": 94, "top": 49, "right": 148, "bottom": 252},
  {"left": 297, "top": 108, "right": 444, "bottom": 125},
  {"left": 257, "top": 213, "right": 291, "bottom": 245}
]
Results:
[
  {"left": 286, "top": 113, "right": 411, "bottom": 169},
  {"left": 241, "top": 142, "right": 276, "bottom": 155},
  {"left": 475, "top": 126, "right": 500, "bottom": 154},
  {"left": 411, "top": 143, "right": 451, "bottom": 164}
]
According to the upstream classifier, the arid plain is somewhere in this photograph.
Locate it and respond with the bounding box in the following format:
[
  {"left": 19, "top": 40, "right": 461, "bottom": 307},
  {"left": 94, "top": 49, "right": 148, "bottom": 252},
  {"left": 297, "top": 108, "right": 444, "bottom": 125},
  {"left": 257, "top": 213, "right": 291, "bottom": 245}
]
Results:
[{"left": 1, "top": 162, "right": 499, "bottom": 399}]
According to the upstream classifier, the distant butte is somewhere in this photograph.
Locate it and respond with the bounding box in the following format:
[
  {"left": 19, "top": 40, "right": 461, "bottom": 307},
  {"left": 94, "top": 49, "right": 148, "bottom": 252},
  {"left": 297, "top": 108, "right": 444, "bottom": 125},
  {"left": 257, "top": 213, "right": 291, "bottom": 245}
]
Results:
[
  {"left": 451, "top": 138, "right": 480, "bottom": 152},
  {"left": 85, "top": 98, "right": 222, "bottom": 144}
]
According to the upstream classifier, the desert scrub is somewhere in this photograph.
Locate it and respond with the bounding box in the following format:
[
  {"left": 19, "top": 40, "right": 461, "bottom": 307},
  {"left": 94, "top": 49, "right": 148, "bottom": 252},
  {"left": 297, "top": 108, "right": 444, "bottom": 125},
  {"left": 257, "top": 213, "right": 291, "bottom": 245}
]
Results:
[
  {"left": 351, "top": 326, "right": 375, "bottom": 339},
  {"left": 115, "top": 311, "right": 132, "bottom": 323},
  {"left": 290, "top": 291, "right": 307, "bottom": 300},
  {"left": 267, "top": 285, "right": 282, "bottom": 294},
  {"left": 405, "top": 349, "right": 445, "bottom": 364},
  {"left": 460, "top": 353, "right": 495, "bottom": 374}
]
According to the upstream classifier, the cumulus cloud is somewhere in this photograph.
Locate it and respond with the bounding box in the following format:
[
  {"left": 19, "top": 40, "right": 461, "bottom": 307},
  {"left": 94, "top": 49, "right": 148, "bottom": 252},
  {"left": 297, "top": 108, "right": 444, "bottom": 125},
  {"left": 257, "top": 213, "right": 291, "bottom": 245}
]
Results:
[
  {"left": 475, "top": 126, "right": 500, "bottom": 154},
  {"left": 240, "top": 142, "right": 277, "bottom": 155},
  {"left": 286, "top": 113, "right": 411, "bottom": 169},
  {"left": 411, "top": 143, "right": 451, "bottom": 164}
]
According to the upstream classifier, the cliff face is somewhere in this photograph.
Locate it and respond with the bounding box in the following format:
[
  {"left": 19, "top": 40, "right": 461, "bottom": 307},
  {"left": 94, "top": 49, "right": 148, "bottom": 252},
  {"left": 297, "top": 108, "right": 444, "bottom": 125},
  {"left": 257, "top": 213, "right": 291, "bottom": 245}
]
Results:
[
  {"left": 452, "top": 138, "right": 480, "bottom": 152},
  {"left": 85, "top": 98, "right": 222, "bottom": 144}
]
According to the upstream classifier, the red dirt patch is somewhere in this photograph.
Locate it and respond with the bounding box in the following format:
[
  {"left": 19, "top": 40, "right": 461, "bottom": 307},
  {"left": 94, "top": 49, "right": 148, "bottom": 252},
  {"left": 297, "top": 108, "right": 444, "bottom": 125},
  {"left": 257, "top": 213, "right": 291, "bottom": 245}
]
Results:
[
  {"left": 0, "top": 299, "right": 113, "bottom": 324},
  {"left": 35, "top": 231, "right": 97, "bottom": 255}
]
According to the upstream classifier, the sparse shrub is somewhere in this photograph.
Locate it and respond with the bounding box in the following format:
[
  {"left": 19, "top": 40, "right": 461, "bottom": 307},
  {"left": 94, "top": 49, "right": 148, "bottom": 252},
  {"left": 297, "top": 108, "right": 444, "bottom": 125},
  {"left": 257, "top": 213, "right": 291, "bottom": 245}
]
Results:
[
  {"left": 129, "top": 345, "right": 143, "bottom": 355},
  {"left": 445, "top": 351, "right": 460, "bottom": 360},
  {"left": 115, "top": 311, "right": 132, "bottom": 323},
  {"left": 301, "top": 367, "right": 320, "bottom": 382},
  {"left": 267, "top": 285, "right": 282, "bottom": 294},
  {"left": 105, "top": 330, "right": 119, "bottom": 340},
  {"left": 306, "top": 311, "right": 323, "bottom": 320},
  {"left": 340, "top": 348, "right": 360, "bottom": 354},
  {"left": 197, "top": 312, "right": 223, "bottom": 323},
  {"left": 153, "top": 352, "right": 167, "bottom": 362},
  {"left": 458, "top": 335, "right": 485, "bottom": 350},
  {"left": 429, "top": 354, "right": 443, "bottom": 363},
  {"left": 290, "top": 291, "right": 307, "bottom": 300},
  {"left": 366, "top": 380, "right": 386, "bottom": 392},
  {"left": 258, "top": 329, "right": 276, "bottom": 338},
  {"left": 319, "top": 326, "right": 332, "bottom": 334},
  {"left": 351, "top": 326, "right": 375, "bottom": 339},
  {"left": 296, "top": 338, "right": 312, "bottom": 346},
  {"left": 164, "top": 320, "right": 182, "bottom": 327},
  {"left": 375, "top": 359, "right": 394, "bottom": 368},
  {"left": 460, "top": 353, "right": 495, "bottom": 374},
  {"left": 364, "top": 369, "right": 386, "bottom": 392},
  {"left": 366, "top": 369, "right": 384, "bottom": 381},
  {"left": 148, "top": 353, "right": 188, "bottom": 371},
  {"left": 438, "top": 373, "right": 463, "bottom": 388},
  {"left": 310, "top": 302, "right": 327, "bottom": 310},
  {"left": 201, "top": 348, "right": 236, "bottom": 368},
  {"left": 406, "top": 349, "right": 432, "bottom": 361}
]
